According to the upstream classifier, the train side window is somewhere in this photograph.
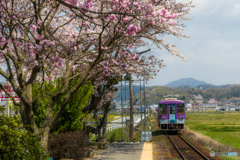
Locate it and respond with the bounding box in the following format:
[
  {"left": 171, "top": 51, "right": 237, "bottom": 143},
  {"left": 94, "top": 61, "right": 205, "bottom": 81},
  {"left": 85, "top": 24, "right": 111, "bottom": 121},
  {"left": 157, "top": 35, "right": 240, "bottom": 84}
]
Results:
[
  {"left": 159, "top": 104, "right": 167, "bottom": 114},
  {"left": 177, "top": 104, "right": 185, "bottom": 114},
  {"left": 170, "top": 107, "right": 175, "bottom": 114}
]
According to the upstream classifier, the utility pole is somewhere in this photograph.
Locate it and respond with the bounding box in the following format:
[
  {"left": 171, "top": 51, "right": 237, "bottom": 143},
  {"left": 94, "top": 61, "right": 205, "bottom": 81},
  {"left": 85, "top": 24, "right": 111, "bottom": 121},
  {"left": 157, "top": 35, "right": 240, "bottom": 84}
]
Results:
[
  {"left": 129, "top": 73, "right": 134, "bottom": 140},
  {"left": 140, "top": 79, "right": 142, "bottom": 142},
  {"left": 121, "top": 77, "right": 123, "bottom": 142},
  {"left": 144, "top": 77, "right": 146, "bottom": 132}
]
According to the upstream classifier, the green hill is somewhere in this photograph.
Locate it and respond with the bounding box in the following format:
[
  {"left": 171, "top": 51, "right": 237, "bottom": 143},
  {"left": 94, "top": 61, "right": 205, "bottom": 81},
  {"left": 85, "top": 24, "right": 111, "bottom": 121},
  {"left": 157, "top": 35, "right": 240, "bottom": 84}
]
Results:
[{"left": 132, "top": 84, "right": 240, "bottom": 105}]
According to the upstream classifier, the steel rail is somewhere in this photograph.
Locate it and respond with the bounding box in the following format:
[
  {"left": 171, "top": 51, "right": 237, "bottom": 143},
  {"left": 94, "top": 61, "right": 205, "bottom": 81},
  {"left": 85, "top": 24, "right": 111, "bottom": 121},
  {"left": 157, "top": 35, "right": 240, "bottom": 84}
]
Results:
[
  {"left": 177, "top": 133, "right": 209, "bottom": 160},
  {"left": 165, "top": 131, "right": 186, "bottom": 160}
]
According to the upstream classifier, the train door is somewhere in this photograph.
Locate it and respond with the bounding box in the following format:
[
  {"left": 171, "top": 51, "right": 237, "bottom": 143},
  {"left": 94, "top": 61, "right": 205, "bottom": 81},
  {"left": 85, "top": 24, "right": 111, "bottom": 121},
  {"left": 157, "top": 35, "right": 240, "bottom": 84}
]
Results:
[{"left": 169, "top": 105, "right": 176, "bottom": 123}]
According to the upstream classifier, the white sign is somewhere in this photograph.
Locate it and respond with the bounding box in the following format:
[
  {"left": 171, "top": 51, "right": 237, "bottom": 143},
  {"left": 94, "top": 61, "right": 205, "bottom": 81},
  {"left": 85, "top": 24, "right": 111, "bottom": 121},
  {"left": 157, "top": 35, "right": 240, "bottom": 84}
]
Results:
[{"left": 141, "top": 131, "right": 152, "bottom": 141}]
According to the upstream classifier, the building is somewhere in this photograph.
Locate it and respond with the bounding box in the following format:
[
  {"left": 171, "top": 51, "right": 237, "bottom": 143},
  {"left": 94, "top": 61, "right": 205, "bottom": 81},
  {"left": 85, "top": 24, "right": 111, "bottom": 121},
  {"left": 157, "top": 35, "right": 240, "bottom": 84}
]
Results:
[
  {"left": 208, "top": 98, "right": 217, "bottom": 104},
  {"left": 174, "top": 94, "right": 179, "bottom": 98},
  {"left": 185, "top": 103, "right": 192, "bottom": 108},
  {"left": 163, "top": 94, "right": 173, "bottom": 98},
  {"left": 0, "top": 85, "right": 20, "bottom": 116},
  {"left": 201, "top": 103, "right": 217, "bottom": 108}
]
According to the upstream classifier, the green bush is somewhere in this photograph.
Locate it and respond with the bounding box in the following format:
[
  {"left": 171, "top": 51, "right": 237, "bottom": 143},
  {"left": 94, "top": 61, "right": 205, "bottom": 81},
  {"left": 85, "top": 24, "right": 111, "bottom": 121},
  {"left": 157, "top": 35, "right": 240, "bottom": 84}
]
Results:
[
  {"left": 0, "top": 114, "right": 50, "bottom": 160},
  {"left": 108, "top": 131, "right": 116, "bottom": 143}
]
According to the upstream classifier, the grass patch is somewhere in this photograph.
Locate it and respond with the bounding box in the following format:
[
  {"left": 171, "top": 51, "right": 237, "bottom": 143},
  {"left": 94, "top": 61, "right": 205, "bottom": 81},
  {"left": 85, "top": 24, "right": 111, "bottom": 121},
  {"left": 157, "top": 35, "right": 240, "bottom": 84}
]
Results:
[{"left": 186, "top": 111, "right": 240, "bottom": 150}]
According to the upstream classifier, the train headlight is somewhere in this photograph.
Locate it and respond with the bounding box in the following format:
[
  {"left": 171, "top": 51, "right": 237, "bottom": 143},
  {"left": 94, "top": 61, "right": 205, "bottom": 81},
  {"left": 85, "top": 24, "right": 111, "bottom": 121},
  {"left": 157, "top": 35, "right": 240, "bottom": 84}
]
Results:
[{"left": 179, "top": 116, "right": 183, "bottom": 119}]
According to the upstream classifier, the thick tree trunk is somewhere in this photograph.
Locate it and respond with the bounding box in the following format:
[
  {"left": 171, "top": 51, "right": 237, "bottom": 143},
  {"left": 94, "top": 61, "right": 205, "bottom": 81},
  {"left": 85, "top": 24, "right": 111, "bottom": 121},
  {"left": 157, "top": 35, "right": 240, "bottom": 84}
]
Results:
[
  {"left": 100, "top": 105, "right": 109, "bottom": 142},
  {"left": 82, "top": 94, "right": 102, "bottom": 114},
  {"left": 19, "top": 84, "right": 51, "bottom": 153},
  {"left": 40, "top": 127, "right": 51, "bottom": 153},
  {"left": 101, "top": 121, "right": 107, "bottom": 142}
]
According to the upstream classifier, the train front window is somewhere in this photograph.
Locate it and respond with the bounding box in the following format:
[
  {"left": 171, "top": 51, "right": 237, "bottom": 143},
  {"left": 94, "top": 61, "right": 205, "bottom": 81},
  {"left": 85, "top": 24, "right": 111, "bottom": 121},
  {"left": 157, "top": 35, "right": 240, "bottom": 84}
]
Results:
[
  {"left": 159, "top": 104, "right": 167, "bottom": 114},
  {"left": 177, "top": 104, "right": 185, "bottom": 114},
  {"left": 170, "top": 107, "right": 175, "bottom": 114}
]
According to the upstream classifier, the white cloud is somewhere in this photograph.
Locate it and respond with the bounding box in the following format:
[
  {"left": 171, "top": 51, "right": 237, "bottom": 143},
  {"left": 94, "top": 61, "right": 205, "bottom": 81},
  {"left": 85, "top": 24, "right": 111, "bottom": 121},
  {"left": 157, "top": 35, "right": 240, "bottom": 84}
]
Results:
[{"left": 228, "top": 3, "right": 240, "bottom": 16}]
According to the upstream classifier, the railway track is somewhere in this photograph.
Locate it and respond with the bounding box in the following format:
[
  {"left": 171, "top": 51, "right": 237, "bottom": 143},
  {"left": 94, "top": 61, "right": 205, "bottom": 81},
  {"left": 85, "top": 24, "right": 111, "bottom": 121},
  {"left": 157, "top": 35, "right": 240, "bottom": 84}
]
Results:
[{"left": 165, "top": 131, "right": 210, "bottom": 160}]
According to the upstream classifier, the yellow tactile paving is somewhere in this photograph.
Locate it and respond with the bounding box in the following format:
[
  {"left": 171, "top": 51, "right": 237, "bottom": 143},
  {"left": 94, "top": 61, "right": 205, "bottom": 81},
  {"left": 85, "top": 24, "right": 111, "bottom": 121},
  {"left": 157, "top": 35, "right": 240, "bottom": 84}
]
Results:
[{"left": 140, "top": 142, "right": 153, "bottom": 160}]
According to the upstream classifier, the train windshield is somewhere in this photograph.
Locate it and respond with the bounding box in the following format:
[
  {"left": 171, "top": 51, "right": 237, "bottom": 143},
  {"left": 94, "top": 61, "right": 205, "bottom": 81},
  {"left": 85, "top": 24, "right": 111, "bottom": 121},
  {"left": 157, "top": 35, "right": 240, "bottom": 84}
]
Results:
[
  {"left": 159, "top": 104, "right": 167, "bottom": 114},
  {"left": 170, "top": 106, "right": 175, "bottom": 114},
  {"left": 177, "top": 104, "right": 185, "bottom": 114}
]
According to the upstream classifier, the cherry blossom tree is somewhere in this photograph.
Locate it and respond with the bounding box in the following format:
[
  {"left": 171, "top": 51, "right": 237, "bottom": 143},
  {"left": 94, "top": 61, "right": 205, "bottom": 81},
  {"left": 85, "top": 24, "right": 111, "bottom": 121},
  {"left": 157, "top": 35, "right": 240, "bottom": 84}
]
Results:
[{"left": 0, "top": 0, "right": 195, "bottom": 151}]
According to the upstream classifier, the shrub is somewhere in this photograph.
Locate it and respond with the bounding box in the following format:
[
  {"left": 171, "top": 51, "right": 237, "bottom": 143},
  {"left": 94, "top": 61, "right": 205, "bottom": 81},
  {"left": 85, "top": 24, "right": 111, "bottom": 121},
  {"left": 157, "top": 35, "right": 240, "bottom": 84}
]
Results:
[
  {"left": 48, "top": 131, "right": 89, "bottom": 160},
  {"left": 108, "top": 131, "right": 116, "bottom": 143},
  {"left": 0, "top": 114, "right": 50, "bottom": 160}
]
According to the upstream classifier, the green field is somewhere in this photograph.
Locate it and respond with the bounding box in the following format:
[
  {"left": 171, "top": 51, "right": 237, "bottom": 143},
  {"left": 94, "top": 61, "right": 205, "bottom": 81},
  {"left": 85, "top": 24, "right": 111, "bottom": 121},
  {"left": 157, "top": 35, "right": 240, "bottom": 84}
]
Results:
[{"left": 185, "top": 111, "right": 240, "bottom": 151}]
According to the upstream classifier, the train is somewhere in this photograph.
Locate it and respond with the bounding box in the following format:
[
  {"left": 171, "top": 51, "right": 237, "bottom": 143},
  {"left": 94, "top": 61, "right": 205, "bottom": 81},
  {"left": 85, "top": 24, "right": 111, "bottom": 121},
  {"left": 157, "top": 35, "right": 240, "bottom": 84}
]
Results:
[{"left": 158, "top": 98, "right": 185, "bottom": 131}]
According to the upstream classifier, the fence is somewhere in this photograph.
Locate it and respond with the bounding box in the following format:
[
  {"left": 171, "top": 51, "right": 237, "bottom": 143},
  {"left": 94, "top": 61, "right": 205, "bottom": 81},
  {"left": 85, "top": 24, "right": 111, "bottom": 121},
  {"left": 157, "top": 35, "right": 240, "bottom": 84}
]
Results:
[{"left": 87, "top": 115, "right": 151, "bottom": 142}]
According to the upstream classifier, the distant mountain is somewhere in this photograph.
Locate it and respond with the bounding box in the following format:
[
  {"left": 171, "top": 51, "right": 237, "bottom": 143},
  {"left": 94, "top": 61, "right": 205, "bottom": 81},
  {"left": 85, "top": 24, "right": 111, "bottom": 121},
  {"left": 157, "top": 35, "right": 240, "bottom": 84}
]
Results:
[
  {"left": 114, "top": 85, "right": 149, "bottom": 102},
  {"left": 165, "top": 78, "right": 210, "bottom": 87}
]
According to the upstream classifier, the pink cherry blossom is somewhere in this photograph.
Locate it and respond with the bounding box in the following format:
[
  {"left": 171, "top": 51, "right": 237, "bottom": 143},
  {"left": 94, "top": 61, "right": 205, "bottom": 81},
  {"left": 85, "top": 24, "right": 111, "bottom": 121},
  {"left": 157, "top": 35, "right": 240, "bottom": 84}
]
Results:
[
  {"left": 152, "top": 0, "right": 157, "bottom": 3},
  {"left": 133, "top": 2, "right": 140, "bottom": 6},
  {"left": 30, "top": 24, "right": 39, "bottom": 31},
  {"left": 131, "top": 53, "right": 136, "bottom": 58},
  {"left": 150, "top": 20, "right": 155, "bottom": 25},
  {"left": 124, "top": 52, "right": 130, "bottom": 57},
  {"left": 165, "top": 12, "right": 172, "bottom": 19},
  {"left": 46, "top": 76, "right": 52, "bottom": 80},
  {"left": 112, "top": 59, "right": 118, "bottom": 65},
  {"left": 102, "top": 61, "right": 109, "bottom": 68},
  {"left": 0, "top": 51, "right": 6, "bottom": 56},
  {"left": 126, "top": 24, "right": 138, "bottom": 36},
  {"left": 158, "top": 8, "right": 167, "bottom": 16},
  {"left": 123, "top": 16, "right": 131, "bottom": 23},
  {"left": 116, "top": 27, "right": 122, "bottom": 32},
  {"left": 128, "top": 45, "right": 135, "bottom": 49},
  {"left": 103, "top": 69, "right": 110, "bottom": 76},
  {"left": 70, "top": 0, "right": 78, "bottom": 6},
  {"left": 160, "top": 18, "right": 166, "bottom": 23},
  {"left": 136, "top": 27, "right": 141, "bottom": 32},
  {"left": 37, "top": 20, "right": 42, "bottom": 25},
  {"left": 152, "top": 12, "right": 157, "bottom": 17},
  {"left": 101, "top": 47, "right": 108, "bottom": 50},
  {"left": 115, "top": 3, "right": 120, "bottom": 10},
  {"left": 16, "top": 41, "right": 23, "bottom": 47},
  {"left": 72, "top": 66, "right": 77, "bottom": 72},
  {"left": 41, "top": 40, "right": 51, "bottom": 48},
  {"left": 168, "top": 19, "right": 177, "bottom": 25},
  {"left": 171, "top": 13, "right": 179, "bottom": 18},
  {"left": 134, "top": 56, "right": 141, "bottom": 62},
  {"left": 109, "top": 14, "right": 116, "bottom": 21},
  {"left": 120, "top": 64, "right": 128, "bottom": 69}
]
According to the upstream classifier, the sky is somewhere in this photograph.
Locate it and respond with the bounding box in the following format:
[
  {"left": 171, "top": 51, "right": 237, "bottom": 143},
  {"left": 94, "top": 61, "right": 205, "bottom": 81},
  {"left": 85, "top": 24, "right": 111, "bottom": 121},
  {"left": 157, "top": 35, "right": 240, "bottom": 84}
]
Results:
[{"left": 147, "top": 0, "right": 240, "bottom": 86}]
